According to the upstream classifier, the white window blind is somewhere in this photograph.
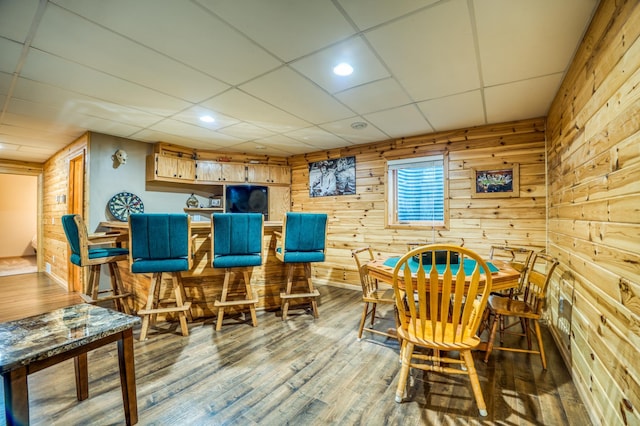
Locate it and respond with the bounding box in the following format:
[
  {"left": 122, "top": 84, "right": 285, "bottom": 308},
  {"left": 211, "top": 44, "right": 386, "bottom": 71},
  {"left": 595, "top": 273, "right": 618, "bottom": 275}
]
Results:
[{"left": 388, "top": 155, "right": 445, "bottom": 223}]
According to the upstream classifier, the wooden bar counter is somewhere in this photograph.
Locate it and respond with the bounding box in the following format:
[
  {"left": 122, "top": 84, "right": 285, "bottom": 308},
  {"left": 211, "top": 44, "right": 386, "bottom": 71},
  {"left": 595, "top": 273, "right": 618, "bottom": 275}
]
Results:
[{"left": 98, "top": 220, "right": 286, "bottom": 319}]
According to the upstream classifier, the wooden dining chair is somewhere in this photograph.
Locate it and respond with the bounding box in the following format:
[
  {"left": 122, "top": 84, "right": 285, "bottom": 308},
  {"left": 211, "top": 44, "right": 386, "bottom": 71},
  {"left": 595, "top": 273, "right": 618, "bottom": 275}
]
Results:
[
  {"left": 128, "top": 213, "right": 193, "bottom": 341},
  {"left": 351, "top": 247, "right": 396, "bottom": 340},
  {"left": 482, "top": 251, "right": 559, "bottom": 370},
  {"left": 392, "top": 244, "right": 493, "bottom": 417},
  {"left": 274, "top": 212, "right": 327, "bottom": 320},
  {"left": 489, "top": 245, "right": 534, "bottom": 297},
  {"left": 211, "top": 213, "right": 262, "bottom": 331},
  {"left": 61, "top": 214, "right": 132, "bottom": 313}
]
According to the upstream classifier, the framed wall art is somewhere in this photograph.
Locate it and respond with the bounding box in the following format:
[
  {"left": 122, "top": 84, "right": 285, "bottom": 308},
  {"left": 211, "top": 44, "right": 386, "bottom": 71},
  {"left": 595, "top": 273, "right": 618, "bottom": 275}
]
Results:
[
  {"left": 309, "top": 156, "right": 356, "bottom": 197},
  {"left": 471, "top": 163, "right": 519, "bottom": 198}
]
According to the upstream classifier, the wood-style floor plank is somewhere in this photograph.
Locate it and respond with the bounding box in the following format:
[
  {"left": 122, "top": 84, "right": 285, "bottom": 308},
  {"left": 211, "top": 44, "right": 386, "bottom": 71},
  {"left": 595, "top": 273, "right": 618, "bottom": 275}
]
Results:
[{"left": 0, "top": 273, "right": 592, "bottom": 425}]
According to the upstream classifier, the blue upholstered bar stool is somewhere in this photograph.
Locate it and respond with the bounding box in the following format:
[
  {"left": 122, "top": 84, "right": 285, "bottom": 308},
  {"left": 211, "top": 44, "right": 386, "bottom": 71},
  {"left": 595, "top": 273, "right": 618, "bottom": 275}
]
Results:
[
  {"left": 62, "top": 214, "right": 132, "bottom": 313},
  {"left": 211, "top": 213, "right": 263, "bottom": 331},
  {"left": 274, "top": 212, "right": 328, "bottom": 320},
  {"left": 128, "top": 213, "right": 193, "bottom": 341}
]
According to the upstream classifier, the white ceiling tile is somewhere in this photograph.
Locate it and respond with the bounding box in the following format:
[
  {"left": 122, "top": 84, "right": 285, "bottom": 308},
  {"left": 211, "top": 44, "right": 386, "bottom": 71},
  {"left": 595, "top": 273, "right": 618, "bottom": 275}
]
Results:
[
  {"left": 285, "top": 126, "right": 350, "bottom": 149},
  {"left": 0, "top": 38, "right": 23, "bottom": 74},
  {"left": 290, "top": 37, "right": 389, "bottom": 94},
  {"left": 13, "top": 78, "right": 164, "bottom": 128},
  {"left": 21, "top": 49, "right": 192, "bottom": 114},
  {"left": 240, "top": 67, "right": 355, "bottom": 124},
  {"left": 319, "top": 117, "right": 388, "bottom": 144},
  {"left": 485, "top": 74, "right": 563, "bottom": 123},
  {"left": 335, "top": 78, "right": 411, "bottom": 115},
  {"left": 235, "top": 135, "right": 311, "bottom": 155},
  {"left": 222, "top": 140, "right": 292, "bottom": 156},
  {"left": 200, "top": 89, "right": 310, "bottom": 133},
  {"left": 217, "top": 122, "right": 276, "bottom": 140},
  {"left": 53, "top": 0, "right": 281, "bottom": 85},
  {"left": 364, "top": 105, "right": 433, "bottom": 138},
  {"left": 337, "top": 0, "right": 440, "bottom": 30},
  {"left": 33, "top": 5, "right": 229, "bottom": 103},
  {"left": 365, "top": 0, "right": 480, "bottom": 100},
  {"left": 197, "top": 0, "right": 355, "bottom": 62},
  {"left": 147, "top": 118, "right": 244, "bottom": 146},
  {"left": 130, "top": 129, "right": 225, "bottom": 151},
  {"left": 417, "top": 91, "right": 486, "bottom": 131},
  {"left": 170, "top": 105, "right": 240, "bottom": 131},
  {"left": 0, "top": 0, "right": 40, "bottom": 42},
  {"left": 475, "top": 0, "right": 599, "bottom": 85}
]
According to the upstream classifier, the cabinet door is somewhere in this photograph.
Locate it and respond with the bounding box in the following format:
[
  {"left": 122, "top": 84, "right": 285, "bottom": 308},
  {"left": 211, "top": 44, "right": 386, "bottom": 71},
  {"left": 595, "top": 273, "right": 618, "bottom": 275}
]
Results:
[
  {"left": 269, "top": 166, "right": 291, "bottom": 184},
  {"left": 268, "top": 186, "right": 290, "bottom": 222},
  {"left": 196, "top": 161, "right": 221, "bottom": 182},
  {"left": 220, "top": 163, "right": 246, "bottom": 182},
  {"left": 176, "top": 157, "right": 195, "bottom": 180},
  {"left": 246, "top": 164, "right": 271, "bottom": 183},
  {"left": 155, "top": 156, "right": 177, "bottom": 179}
]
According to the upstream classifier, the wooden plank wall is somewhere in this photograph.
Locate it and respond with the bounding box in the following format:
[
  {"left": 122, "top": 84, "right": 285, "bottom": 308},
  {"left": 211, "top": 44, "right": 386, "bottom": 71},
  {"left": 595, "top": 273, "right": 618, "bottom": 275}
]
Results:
[
  {"left": 42, "top": 133, "right": 89, "bottom": 288},
  {"left": 545, "top": 1, "right": 640, "bottom": 425},
  {"left": 287, "top": 117, "right": 547, "bottom": 290}
]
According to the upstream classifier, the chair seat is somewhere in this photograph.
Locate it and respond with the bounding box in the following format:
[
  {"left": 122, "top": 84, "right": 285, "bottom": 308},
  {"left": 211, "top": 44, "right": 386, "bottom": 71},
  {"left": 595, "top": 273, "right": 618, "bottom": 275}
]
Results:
[
  {"left": 130, "top": 258, "right": 190, "bottom": 273},
  {"left": 277, "top": 248, "right": 325, "bottom": 263},
  {"left": 70, "top": 247, "right": 128, "bottom": 266},
  {"left": 213, "top": 254, "right": 262, "bottom": 269},
  {"left": 363, "top": 288, "right": 394, "bottom": 304},
  {"left": 399, "top": 322, "right": 482, "bottom": 350},
  {"left": 488, "top": 294, "right": 538, "bottom": 319}
]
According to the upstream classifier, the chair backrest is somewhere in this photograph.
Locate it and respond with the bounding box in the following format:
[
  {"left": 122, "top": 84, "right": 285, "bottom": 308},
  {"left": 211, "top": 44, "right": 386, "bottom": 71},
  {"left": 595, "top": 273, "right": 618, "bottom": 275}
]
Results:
[
  {"left": 489, "top": 245, "right": 534, "bottom": 287},
  {"left": 520, "top": 252, "right": 559, "bottom": 315},
  {"left": 211, "top": 213, "right": 263, "bottom": 268},
  {"left": 352, "top": 246, "right": 377, "bottom": 296},
  {"left": 61, "top": 214, "right": 89, "bottom": 266},
  {"left": 280, "top": 212, "right": 328, "bottom": 262},
  {"left": 128, "top": 213, "right": 191, "bottom": 273},
  {"left": 392, "top": 244, "right": 493, "bottom": 344}
]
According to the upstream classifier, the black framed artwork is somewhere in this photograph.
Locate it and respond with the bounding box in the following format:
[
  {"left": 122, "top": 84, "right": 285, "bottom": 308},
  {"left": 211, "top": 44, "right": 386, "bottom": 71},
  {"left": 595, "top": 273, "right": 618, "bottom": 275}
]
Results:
[{"left": 309, "top": 156, "right": 356, "bottom": 197}]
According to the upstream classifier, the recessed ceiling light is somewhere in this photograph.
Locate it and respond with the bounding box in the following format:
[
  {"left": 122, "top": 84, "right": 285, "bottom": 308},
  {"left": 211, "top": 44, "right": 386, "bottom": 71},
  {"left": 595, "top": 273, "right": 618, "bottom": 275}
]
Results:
[
  {"left": 351, "top": 121, "right": 368, "bottom": 130},
  {"left": 255, "top": 145, "right": 266, "bottom": 150},
  {"left": 199, "top": 115, "right": 215, "bottom": 123},
  {"left": 333, "top": 62, "right": 353, "bottom": 76}
]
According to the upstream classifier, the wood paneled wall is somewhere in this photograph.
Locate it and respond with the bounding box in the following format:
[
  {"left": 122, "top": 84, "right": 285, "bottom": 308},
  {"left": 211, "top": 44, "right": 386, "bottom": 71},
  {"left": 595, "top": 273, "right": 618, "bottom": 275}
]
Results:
[
  {"left": 546, "top": 1, "right": 640, "bottom": 425},
  {"left": 287, "top": 118, "right": 547, "bottom": 289},
  {"left": 42, "top": 133, "right": 88, "bottom": 287}
]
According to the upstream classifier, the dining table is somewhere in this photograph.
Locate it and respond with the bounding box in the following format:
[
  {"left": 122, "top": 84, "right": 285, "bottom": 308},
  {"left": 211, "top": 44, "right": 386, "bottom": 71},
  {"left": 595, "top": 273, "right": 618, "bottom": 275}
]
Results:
[{"left": 366, "top": 256, "right": 521, "bottom": 293}]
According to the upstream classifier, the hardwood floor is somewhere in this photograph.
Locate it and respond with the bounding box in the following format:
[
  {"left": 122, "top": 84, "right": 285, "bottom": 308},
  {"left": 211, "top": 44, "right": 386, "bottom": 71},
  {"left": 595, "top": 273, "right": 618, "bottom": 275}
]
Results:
[
  {"left": 0, "top": 273, "right": 592, "bottom": 425},
  {"left": 0, "top": 255, "right": 37, "bottom": 277}
]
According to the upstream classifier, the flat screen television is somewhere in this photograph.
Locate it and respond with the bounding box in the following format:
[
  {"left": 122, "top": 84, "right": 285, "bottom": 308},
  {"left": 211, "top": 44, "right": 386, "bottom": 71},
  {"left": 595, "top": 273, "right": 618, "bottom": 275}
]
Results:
[{"left": 225, "top": 185, "right": 269, "bottom": 220}]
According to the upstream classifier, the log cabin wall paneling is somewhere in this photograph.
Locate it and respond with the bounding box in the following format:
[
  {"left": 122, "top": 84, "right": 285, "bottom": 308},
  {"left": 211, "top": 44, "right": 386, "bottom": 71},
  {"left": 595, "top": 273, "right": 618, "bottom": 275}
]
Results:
[
  {"left": 287, "top": 117, "right": 547, "bottom": 290},
  {"left": 42, "top": 133, "right": 89, "bottom": 288},
  {"left": 546, "top": 1, "right": 640, "bottom": 425}
]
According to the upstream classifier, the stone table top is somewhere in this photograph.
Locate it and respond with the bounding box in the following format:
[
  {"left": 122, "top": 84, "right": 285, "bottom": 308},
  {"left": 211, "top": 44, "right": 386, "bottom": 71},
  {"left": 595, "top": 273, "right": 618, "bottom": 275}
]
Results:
[{"left": 0, "top": 304, "right": 140, "bottom": 373}]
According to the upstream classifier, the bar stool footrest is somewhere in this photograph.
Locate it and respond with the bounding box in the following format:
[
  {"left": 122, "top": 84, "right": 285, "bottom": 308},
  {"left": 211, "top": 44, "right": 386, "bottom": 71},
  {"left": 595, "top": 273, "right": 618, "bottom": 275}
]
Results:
[
  {"left": 280, "top": 290, "right": 320, "bottom": 299},
  {"left": 138, "top": 301, "right": 192, "bottom": 315}
]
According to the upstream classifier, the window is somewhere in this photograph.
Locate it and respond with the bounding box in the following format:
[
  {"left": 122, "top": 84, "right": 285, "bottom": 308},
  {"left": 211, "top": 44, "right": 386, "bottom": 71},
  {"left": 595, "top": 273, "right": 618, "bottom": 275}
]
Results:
[{"left": 386, "top": 154, "right": 448, "bottom": 229}]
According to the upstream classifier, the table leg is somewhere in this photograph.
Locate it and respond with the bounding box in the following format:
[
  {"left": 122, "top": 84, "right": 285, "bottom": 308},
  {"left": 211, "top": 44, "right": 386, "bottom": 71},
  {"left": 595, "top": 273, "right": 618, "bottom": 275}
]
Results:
[
  {"left": 74, "top": 353, "right": 89, "bottom": 401},
  {"left": 3, "top": 367, "right": 29, "bottom": 426},
  {"left": 117, "top": 328, "right": 138, "bottom": 425}
]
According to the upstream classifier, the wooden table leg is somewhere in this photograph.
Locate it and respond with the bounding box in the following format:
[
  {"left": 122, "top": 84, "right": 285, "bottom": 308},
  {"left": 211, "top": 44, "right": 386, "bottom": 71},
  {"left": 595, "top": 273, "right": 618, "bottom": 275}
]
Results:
[
  {"left": 3, "top": 367, "right": 29, "bottom": 426},
  {"left": 117, "top": 328, "right": 138, "bottom": 425},
  {"left": 74, "top": 352, "right": 89, "bottom": 401}
]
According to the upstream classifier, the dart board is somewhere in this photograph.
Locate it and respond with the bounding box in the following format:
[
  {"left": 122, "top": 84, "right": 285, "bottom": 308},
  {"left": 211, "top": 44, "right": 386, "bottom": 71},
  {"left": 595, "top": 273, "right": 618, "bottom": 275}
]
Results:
[{"left": 108, "top": 191, "right": 144, "bottom": 221}]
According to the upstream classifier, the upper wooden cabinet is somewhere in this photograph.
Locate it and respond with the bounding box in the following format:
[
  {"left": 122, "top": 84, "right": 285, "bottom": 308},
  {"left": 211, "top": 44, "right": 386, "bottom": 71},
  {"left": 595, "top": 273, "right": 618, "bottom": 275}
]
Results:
[
  {"left": 195, "top": 161, "right": 246, "bottom": 183},
  {"left": 147, "top": 154, "right": 196, "bottom": 182},
  {"left": 247, "top": 164, "right": 291, "bottom": 185}
]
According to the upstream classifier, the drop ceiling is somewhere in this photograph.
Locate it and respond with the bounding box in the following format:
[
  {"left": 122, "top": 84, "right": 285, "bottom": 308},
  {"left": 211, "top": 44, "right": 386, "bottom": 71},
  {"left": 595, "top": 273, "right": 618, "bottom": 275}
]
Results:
[{"left": 0, "top": 0, "right": 599, "bottom": 163}]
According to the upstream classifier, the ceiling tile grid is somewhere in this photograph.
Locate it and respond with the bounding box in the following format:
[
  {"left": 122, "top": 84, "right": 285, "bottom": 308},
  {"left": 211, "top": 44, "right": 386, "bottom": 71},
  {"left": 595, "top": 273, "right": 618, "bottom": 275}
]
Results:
[{"left": 0, "top": 0, "right": 599, "bottom": 162}]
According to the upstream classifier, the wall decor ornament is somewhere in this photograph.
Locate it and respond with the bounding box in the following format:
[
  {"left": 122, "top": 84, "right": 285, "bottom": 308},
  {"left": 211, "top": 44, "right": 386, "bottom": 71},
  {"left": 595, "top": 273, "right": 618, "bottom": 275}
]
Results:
[
  {"left": 471, "top": 163, "right": 519, "bottom": 198},
  {"left": 309, "top": 156, "right": 356, "bottom": 197}
]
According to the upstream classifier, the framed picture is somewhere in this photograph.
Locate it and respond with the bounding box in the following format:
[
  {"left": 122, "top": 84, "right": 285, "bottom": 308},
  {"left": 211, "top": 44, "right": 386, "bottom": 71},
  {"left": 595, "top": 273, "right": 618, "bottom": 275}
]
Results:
[
  {"left": 309, "top": 156, "right": 356, "bottom": 197},
  {"left": 471, "top": 163, "right": 519, "bottom": 198}
]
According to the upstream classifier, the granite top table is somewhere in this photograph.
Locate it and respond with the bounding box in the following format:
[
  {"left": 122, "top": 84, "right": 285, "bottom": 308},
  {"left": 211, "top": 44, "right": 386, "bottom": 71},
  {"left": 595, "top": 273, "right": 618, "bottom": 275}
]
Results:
[{"left": 0, "top": 304, "right": 141, "bottom": 426}]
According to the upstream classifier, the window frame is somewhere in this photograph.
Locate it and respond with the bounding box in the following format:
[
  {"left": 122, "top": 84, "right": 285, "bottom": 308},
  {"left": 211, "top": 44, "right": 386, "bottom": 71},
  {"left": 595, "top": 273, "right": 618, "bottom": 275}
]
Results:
[{"left": 385, "top": 152, "right": 449, "bottom": 230}]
